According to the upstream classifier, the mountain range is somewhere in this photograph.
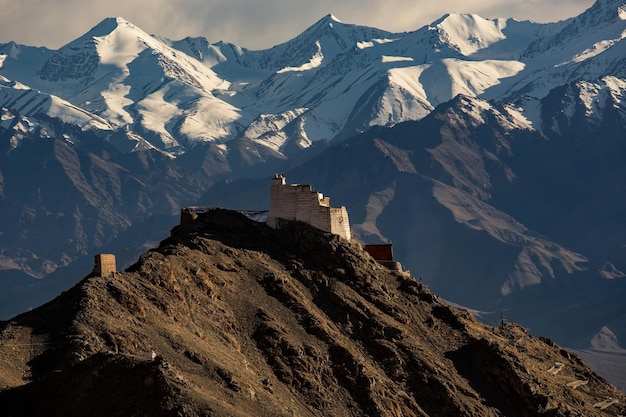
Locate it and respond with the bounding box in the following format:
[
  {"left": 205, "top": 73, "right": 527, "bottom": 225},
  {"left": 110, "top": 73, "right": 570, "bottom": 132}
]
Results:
[{"left": 1, "top": 0, "right": 626, "bottom": 389}]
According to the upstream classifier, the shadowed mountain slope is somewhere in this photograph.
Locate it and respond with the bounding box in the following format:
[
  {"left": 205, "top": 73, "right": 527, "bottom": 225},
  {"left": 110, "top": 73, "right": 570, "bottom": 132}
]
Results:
[{"left": 1, "top": 209, "right": 624, "bottom": 416}]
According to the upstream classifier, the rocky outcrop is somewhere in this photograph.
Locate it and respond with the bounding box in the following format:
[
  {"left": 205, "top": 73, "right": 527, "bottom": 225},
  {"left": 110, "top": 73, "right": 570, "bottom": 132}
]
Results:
[{"left": 0, "top": 209, "right": 624, "bottom": 416}]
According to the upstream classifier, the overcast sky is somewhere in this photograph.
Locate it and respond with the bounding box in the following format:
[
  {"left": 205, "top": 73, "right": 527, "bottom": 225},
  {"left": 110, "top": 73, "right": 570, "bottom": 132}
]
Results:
[{"left": 0, "top": 0, "right": 595, "bottom": 50}]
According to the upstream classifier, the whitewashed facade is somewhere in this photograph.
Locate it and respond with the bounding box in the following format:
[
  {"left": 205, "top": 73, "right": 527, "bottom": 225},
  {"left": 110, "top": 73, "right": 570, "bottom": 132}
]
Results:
[{"left": 267, "top": 174, "right": 351, "bottom": 240}]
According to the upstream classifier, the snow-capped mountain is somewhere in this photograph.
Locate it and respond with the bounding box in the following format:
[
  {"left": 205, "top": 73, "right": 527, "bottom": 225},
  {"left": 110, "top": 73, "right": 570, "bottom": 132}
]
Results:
[
  {"left": 1, "top": 0, "right": 624, "bottom": 158},
  {"left": 1, "top": 17, "right": 241, "bottom": 155}
]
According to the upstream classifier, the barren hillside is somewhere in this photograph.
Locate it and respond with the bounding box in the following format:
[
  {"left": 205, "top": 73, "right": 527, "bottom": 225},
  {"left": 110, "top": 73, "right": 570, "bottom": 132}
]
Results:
[{"left": 0, "top": 209, "right": 624, "bottom": 416}]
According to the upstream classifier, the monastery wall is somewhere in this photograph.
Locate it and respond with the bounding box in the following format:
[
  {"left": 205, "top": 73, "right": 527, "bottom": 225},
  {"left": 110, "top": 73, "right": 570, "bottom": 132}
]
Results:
[
  {"left": 268, "top": 175, "right": 351, "bottom": 241},
  {"left": 329, "top": 207, "right": 351, "bottom": 240}
]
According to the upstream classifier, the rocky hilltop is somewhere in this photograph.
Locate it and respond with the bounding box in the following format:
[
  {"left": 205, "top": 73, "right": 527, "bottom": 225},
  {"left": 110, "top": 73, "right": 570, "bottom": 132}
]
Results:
[{"left": 0, "top": 209, "right": 624, "bottom": 416}]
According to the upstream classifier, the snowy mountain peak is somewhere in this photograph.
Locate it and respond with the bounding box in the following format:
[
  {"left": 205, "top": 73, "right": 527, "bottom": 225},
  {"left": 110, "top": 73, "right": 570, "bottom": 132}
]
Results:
[
  {"left": 308, "top": 13, "right": 347, "bottom": 29},
  {"left": 36, "top": 14, "right": 225, "bottom": 91},
  {"left": 81, "top": 17, "right": 132, "bottom": 39},
  {"left": 19, "top": 14, "right": 233, "bottom": 152},
  {"left": 1, "top": 5, "right": 625, "bottom": 158},
  {"left": 320, "top": 13, "right": 343, "bottom": 24},
  {"left": 37, "top": 16, "right": 159, "bottom": 85},
  {"left": 432, "top": 13, "right": 507, "bottom": 55},
  {"left": 241, "top": 14, "right": 393, "bottom": 73},
  {"left": 297, "top": 13, "right": 382, "bottom": 48},
  {"left": 61, "top": 16, "right": 152, "bottom": 52}
]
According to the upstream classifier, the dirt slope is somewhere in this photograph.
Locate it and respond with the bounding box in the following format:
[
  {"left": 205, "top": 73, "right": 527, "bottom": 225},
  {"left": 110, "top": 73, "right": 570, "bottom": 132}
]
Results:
[{"left": 0, "top": 209, "right": 624, "bottom": 416}]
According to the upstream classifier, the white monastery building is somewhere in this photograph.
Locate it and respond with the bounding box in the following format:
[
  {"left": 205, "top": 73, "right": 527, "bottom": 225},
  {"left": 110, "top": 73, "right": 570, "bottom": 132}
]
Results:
[{"left": 267, "top": 174, "right": 352, "bottom": 241}]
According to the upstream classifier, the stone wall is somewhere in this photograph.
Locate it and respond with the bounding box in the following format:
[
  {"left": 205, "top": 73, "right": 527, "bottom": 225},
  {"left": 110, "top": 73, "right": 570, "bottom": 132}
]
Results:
[{"left": 267, "top": 175, "right": 351, "bottom": 241}]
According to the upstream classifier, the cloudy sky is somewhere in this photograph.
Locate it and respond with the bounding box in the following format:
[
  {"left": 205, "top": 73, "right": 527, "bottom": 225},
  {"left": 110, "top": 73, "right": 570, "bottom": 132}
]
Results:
[{"left": 0, "top": 0, "right": 594, "bottom": 50}]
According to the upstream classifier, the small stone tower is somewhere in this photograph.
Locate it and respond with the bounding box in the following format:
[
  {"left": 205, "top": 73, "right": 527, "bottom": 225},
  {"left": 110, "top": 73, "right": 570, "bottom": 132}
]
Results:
[{"left": 92, "top": 254, "right": 117, "bottom": 277}]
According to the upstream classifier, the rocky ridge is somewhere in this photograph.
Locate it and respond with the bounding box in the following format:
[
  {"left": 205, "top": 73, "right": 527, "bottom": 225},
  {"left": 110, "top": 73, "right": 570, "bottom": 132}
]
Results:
[{"left": 0, "top": 209, "right": 624, "bottom": 416}]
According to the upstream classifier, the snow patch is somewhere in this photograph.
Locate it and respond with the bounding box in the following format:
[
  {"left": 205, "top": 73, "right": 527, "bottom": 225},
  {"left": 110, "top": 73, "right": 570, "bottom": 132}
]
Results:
[
  {"left": 1, "top": 108, "right": 15, "bottom": 130},
  {"left": 277, "top": 41, "right": 323, "bottom": 73},
  {"left": 177, "top": 95, "right": 243, "bottom": 142},
  {"left": 499, "top": 103, "right": 535, "bottom": 131},
  {"left": 47, "top": 96, "right": 112, "bottom": 130},
  {"left": 215, "top": 143, "right": 228, "bottom": 156},
  {"left": 137, "top": 89, "right": 182, "bottom": 142},
  {"left": 575, "top": 76, "right": 626, "bottom": 124},
  {"left": 387, "top": 66, "right": 431, "bottom": 100},
  {"left": 591, "top": 326, "right": 625, "bottom": 352},
  {"left": 0, "top": 84, "right": 112, "bottom": 131},
  {"left": 0, "top": 79, "right": 30, "bottom": 90},
  {"left": 328, "top": 14, "right": 342, "bottom": 23},
  {"left": 381, "top": 56, "right": 414, "bottom": 63},
  {"left": 419, "top": 59, "right": 525, "bottom": 105},
  {"left": 99, "top": 83, "right": 134, "bottom": 126},
  {"left": 94, "top": 23, "right": 147, "bottom": 68},
  {"left": 369, "top": 67, "right": 434, "bottom": 126},
  {"left": 563, "top": 29, "right": 626, "bottom": 64},
  {"left": 357, "top": 38, "right": 397, "bottom": 49},
  {"left": 436, "top": 14, "right": 507, "bottom": 56},
  {"left": 244, "top": 108, "right": 308, "bottom": 151}
]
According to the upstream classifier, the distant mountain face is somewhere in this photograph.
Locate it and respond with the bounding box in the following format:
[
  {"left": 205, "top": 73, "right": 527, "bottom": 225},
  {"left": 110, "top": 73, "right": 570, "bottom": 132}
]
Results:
[
  {"left": 0, "top": 104, "right": 294, "bottom": 280},
  {"left": 1, "top": 0, "right": 626, "bottom": 355}
]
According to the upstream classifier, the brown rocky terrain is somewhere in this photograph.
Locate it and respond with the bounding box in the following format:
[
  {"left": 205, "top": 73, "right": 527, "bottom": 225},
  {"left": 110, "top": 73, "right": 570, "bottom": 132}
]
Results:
[{"left": 0, "top": 208, "right": 624, "bottom": 416}]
